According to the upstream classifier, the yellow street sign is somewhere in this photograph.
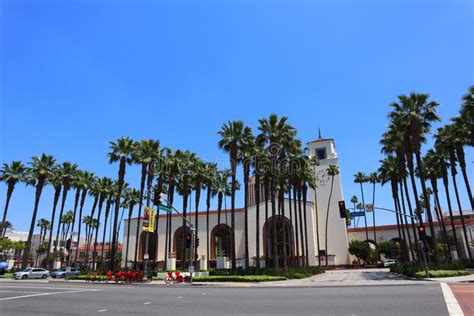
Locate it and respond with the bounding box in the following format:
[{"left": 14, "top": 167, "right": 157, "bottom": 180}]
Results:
[{"left": 143, "top": 207, "right": 155, "bottom": 233}]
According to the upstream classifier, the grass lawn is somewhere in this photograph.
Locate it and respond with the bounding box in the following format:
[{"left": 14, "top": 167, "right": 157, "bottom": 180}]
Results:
[
  {"left": 415, "top": 270, "right": 471, "bottom": 278},
  {"left": 192, "top": 275, "right": 287, "bottom": 282}
]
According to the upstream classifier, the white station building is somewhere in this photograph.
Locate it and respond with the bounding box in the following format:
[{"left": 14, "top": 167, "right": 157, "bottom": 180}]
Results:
[{"left": 122, "top": 136, "right": 350, "bottom": 269}]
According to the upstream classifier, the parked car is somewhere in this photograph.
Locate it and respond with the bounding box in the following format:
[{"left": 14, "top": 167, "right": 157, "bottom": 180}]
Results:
[
  {"left": 383, "top": 259, "right": 397, "bottom": 267},
  {"left": 14, "top": 268, "right": 50, "bottom": 279},
  {"left": 51, "top": 267, "right": 80, "bottom": 278}
]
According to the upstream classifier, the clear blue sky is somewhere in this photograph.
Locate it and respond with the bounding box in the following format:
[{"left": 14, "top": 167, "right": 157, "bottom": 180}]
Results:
[{"left": 1, "top": 0, "right": 473, "bottom": 239}]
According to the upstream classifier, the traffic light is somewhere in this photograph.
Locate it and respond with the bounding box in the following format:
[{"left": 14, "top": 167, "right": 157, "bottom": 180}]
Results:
[
  {"left": 418, "top": 226, "right": 426, "bottom": 240},
  {"left": 66, "top": 238, "right": 71, "bottom": 250},
  {"left": 338, "top": 200, "right": 346, "bottom": 218},
  {"left": 153, "top": 187, "right": 162, "bottom": 206},
  {"left": 196, "top": 238, "right": 200, "bottom": 248},
  {"left": 185, "top": 233, "right": 192, "bottom": 248}
]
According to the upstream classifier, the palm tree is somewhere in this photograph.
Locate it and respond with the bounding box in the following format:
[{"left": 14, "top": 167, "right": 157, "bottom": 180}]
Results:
[
  {"left": 35, "top": 218, "right": 50, "bottom": 266},
  {"left": 123, "top": 188, "right": 140, "bottom": 268},
  {"left": 191, "top": 158, "right": 205, "bottom": 266},
  {"left": 101, "top": 183, "right": 116, "bottom": 267},
  {"left": 251, "top": 140, "right": 266, "bottom": 269},
  {"left": 53, "top": 162, "right": 79, "bottom": 253},
  {"left": 22, "top": 154, "right": 56, "bottom": 269},
  {"left": 0, "top": 161, "right": 27, "bottom": 237},
  {"left": 368, "top": 172, "right": 379, "bottom": 242},
  {"left": 71, "top": 172, "right": 95, "bottom": 265},
  {"left": 458, "top": 85, "right": 474, "bottom": 146},
  {"left": 435, "top": 126, "right": 472, "bottom": 259},
  {"left": 203, "top": 163, "right": 217, "bottom": 268},
  {"left": 131, "top": 139, "right": 157, "bottom": 269},
  {"left": 60, "top": 210, "right": 74, "bottom": 256},
  {"left": 257, "top": 114, "right": 297, "bottom": 269},
  {"left": 218, "top": 120, "right": 249, "bottom": 270},
  {"left": 108, "top": 137, "right": 134, "bottom": 271},
  {"left": 354, "top": 172, "right": 369, "bottom": 241},
  {"left": 91, "top": 177, "right": 113, "bottom": 270},
  {"left": 350, "top": 195, "right": 358, "bottom": 227},
  {"left": 325, "top": 165, "right": 339, "bottom": 266},
  {"left": 423, "top": 150, "right": 451, "bottom": 258},
  {"left": 240, "top": 129, "right": 255, "bottom": 269},
  {"left": 389, "top": 93, "right": 441, "bottom": 264},
  {"left": 45, "top": 168, "right": 62, "bottom": 268}
]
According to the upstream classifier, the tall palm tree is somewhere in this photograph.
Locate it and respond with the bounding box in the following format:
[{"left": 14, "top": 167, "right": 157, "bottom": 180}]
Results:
[
  {"left": 325, "top": 165, "right": 339, "bottom": 266},
  {"left": 45, "top": 168, "right": 62, "bottom": 268},
  {"left": 101, "top": 183, "right": 116, "bottom": 267},
  {"left": 123, "top": 188, "right": 140, "bottom": 268},
  {"left": 22, "top": 154, "right": 56, "bottom": 269},
  {"left": 191, "top": 158, "right": 205, "bottom": 266},
  {"left": 389, "top": 93, "right": 441, "bottom": 264},
  {"left": 257, "top": 114, "right": 297, "bottom": 269},
  {"left": 76, "top": 178, "right": 99, "bottom": 265},
  {"left": 251, "top": 140, "right": 266, "bottom": 269},
  {"left": 203, "top": 163, "right": 217, "bottom": 268},
  {"left": 71, "top": 172, "right": 95, "bottom": 265},
  {"left": 458, "top": 85, "right": 474, "bottom": 146},
  {"left": 91, "top": 177, "right": 113, "bottom": 270},
  {"left": 53, "top": 162, "right": 79, "bottom": 253},
  {"left": 436, "top": 126, "right": 472, "bottom": 259},
  {"left": 218, "top": 120, "right": 250, "bottom": 270},
  {"left": 108, "top": 137, "right": 134, "bottom": 271},
  {"left": 35, "top": 218, "right": 50, "bottom": 266},
  {"left": 368, "top": 172, "right": 379, "bottom": 242},
  {"left": 60, "top": 210, "right": 74, "bottom": 256},
  {"left": 354, "top": 172, "right": 369, "bottom": 241},
  {"left": 240, "top": 129, "right": 255, "bottom": 269},
  {"left": 350, "top": 195, "right": 358, "bottom": 227},
  {"left": 0, "top": 161, "right": 27, "bottom": 237}
]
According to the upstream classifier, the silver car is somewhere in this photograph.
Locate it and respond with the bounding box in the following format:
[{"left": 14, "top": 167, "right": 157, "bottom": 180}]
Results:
[
  {"left": 51, "top": 267, "right": 80, "bottom": 278},
  {"left": 14, "top": 268, "right": 50, "bottom": 279}
]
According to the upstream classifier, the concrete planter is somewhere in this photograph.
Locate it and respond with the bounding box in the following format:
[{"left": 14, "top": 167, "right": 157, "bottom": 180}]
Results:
[{"left": 199, "top": 259, "right": 208, "bottom": 271}]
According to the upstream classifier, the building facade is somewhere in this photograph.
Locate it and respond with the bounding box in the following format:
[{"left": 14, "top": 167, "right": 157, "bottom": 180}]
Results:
[{"left": 122, "top": 137, "right": 350, "bottom": 268}]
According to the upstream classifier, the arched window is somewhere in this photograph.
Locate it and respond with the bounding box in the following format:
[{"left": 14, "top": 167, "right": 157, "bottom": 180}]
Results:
[
  {"left": 264, "top": 216, "right": 294, "bottom": 258},
  {"left": 173, "top": 227, "right": 191, "bottom": 262},
  {"left": 211, "top": 224, "right": 232, "bottom": 259},
  {"left": 139, "top": 232, "right": 158, "bottom": 261}
]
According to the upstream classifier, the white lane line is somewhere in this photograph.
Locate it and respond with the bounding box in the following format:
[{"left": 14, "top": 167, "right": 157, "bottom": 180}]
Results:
[
  {"left": 201, "top": 292, "right": 207, "bottom": 295},
  {"left": 97, "top": 309, "right": 107, "bottom": 313},
  {"left": 0, "top": 290, "right": 41, "bottom": 293},
  {"left": 0, "top": 289, "right": 97, "bottom": 301},
  {"left": 0, "top": 285, "right": 98, "bottom": 291},
  {"left": 440, "top": 283, "right": 464, "bottom": 316},
  {"left": 177, "top": 296, "right": 183, "bottom": 299},
  {"left": 144, "top": 302, "right": 151, "bottom": 305}
]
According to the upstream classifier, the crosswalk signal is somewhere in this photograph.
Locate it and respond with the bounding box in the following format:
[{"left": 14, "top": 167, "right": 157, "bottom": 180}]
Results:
[
  {"left": 338, "top": 200, "right": 346, "bottom": 218},
  {"left": 185, "top": 233, "right": 192, "bottom": 248},
  {"left": 418, "top": 226, "right": 426, "bottom": 240}
]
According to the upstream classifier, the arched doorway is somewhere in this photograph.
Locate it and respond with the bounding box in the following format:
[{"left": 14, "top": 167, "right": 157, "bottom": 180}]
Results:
[
  {"left": 389, "top": 238, "right": 405, "bottom": 260},
  {"left": 173, "top": 227, "right": 191, "bottom": 263},
  {"left": 263, "top": 216, "right": 294, "bottom": 266},
  {"left": 139, "top": 232, "right": 158, "bottom": 262},
  {"left": 211, "top": 224, "right": 232, "bottom": 259}
]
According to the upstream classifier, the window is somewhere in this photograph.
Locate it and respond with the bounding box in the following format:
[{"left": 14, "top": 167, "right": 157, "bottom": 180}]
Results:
[
  {"left": 212, "top": 225, "right": 232, "bottom": 258},
  {"left": 315, "top": 147, "right": 327, "bottom": 160}
]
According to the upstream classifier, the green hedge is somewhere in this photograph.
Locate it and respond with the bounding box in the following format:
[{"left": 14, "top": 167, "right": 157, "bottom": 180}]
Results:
[
  {"left": 209, "top": 266, "right": 324, "bottom": 280},
  {"left": 69, "top": 275, "right": 109, "bottom": 281},
  {"left": 193, "top": 275, "right": 287, "bottom": 282},
  {"left": 415, "top": 270, "right": 471, "bottom": 278},
  {"left": 0, "top": 273, "right": 13, "bottom": 279}
]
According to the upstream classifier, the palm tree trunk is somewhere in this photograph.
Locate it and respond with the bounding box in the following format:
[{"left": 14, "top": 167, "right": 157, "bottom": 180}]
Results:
[
  {"left": 194, "top": 184, "right": 201, "bottom": 267},
  {"left": 255, "top": 175, "right": 261, "bottom": 269},
  {"left": 402, "top": 178, "right": 421, "bottom": 260},
  {"left": 54, "top": 186, "right": 70, "bottom": 253},
  {"left": 398, "top": 182, "right": 414, "bottom": 260},
  {"left": 91, "top": 195, "right": 105, "bottom": 270},
  {"left": 456, "top": 145, "right": 474, "bottom": 210},
  {"left": 270, "top": 175, "right": 279, "bottom": 270},
  {"left": 101, "top": 198, "right": 112, "bottom": 269},
  {"left": 230, "top": 157, "right": 237, "bottom": 271},
  {"left": 206, "top": 186, "right": 211, "bottom": 269},
  {"left": 244, "top": 165, "right": 250, "bottom": 269},
  {"left": 359, "top": 183, "right": 369, "bottom": 242},
  {"left": 1, "top": 183, "right": 14, "bottom": 238},
  {"left": 371, "top": 182, "right": 377, "bottom": 243},
  {"left": 297, "top": 186, "right": 305, "bottom": 267},
  {"left": 46, "top": 186, "right": 61, "bottom": 268},
  {"left": 73, "top": 189, "right": 89, "bottom": 265},
  {"left": 279, "top": 180, "right": 288, "bottom": 271},
  {"left": 288, "top": 187, "right": 293, "bottom": 268},
  {"left": 125, "top": 203, "right": 135, "bottom": 268},
  {"left": 450, "top": 165, "right": 473, "bottom": 259},
  {"left": 302, "top": 184, "right": 309, "bottom": 267},
  {"left": 134, "top": 164, "right": 147, "bottom": 270},
  {"left": 264, "top": 178, "right": 270, "bottom": 268},
  {"left": 293, "top": 185, "right": 299, "bottom": 267},
  {"left": 110, "top": 157, "right": 127, "bottom": 271},
  {"left": 22, "top": 179, "right": 46, "bottom": 269},
  {"left": 69, "top": 188, "right": 81, "bottom": 258},
  {"left": 396, "top": 189, "right": 411, "bottom": 261},
  {"left": 325, "top": 176, "right": 335, "bottom": 267},
  {"left": 414, "top": 151, "right": 440, "bottom": 264},
  {"left": 431, "top": 179, "right": 451, "bottom": 259}
]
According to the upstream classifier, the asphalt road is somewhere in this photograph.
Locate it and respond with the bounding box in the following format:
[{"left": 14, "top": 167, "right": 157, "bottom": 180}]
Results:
[{"left": 0, "top": 282, "right": 449, "bottom": 316}]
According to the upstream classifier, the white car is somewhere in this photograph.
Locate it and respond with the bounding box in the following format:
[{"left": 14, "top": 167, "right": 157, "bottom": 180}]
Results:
[
  {"left": 383, "top": 259, "right": 397, "bottom": 267},
  {"left": 14, "top": 268, "right": 50, "bottom": 280}
]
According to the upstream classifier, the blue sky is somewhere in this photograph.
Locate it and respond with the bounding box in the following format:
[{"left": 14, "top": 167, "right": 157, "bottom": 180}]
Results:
[{"left": 1, "top": 0, "right": 473, "bottom": 239}]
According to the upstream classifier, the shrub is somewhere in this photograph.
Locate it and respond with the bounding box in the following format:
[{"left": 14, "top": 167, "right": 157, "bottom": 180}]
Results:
[
  {"left": 208, "top": 266, "right": 324, "bottom": 279},
  {"left": 415, "top": 270, "right": 471, "bottom": 279}
]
